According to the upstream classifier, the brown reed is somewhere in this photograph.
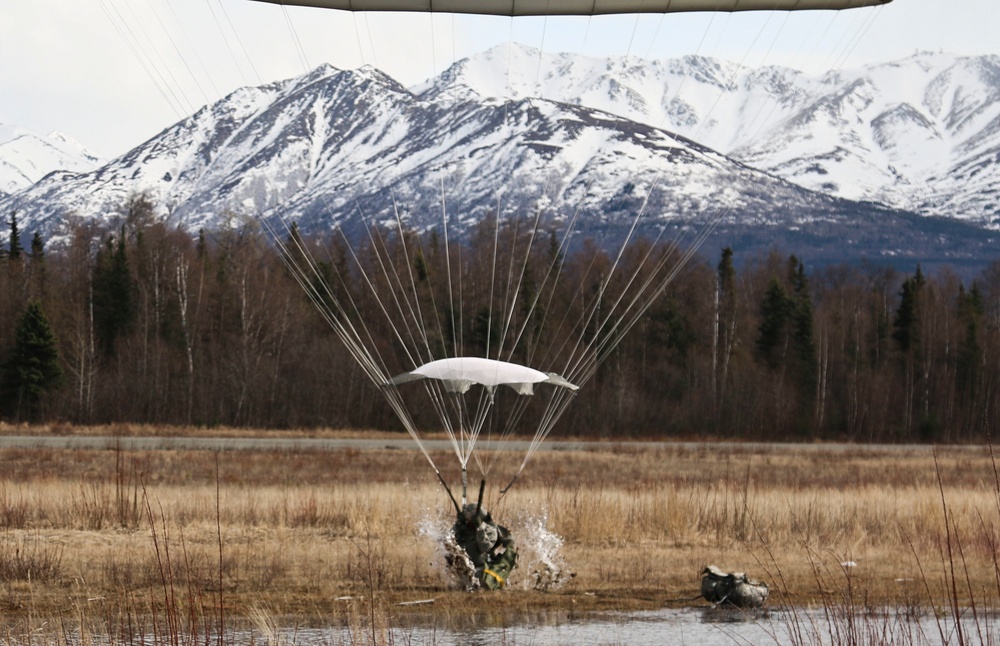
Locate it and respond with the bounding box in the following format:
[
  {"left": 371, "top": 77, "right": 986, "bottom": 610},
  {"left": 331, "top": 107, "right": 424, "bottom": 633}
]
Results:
[{"left": 0, "top": 426, "right": 998, "bottom": 644}]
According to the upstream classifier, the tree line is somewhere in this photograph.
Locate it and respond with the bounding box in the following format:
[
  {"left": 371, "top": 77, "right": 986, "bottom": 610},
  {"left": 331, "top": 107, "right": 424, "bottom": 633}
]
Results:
[{"left": 2, "top": 197, "right": 999, "bottom": 442}]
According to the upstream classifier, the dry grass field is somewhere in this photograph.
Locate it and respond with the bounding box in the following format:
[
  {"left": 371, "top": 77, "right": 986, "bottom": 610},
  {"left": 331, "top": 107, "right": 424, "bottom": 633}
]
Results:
[{"left": 1, "top": 423, "right": 999, "bottom": 643}]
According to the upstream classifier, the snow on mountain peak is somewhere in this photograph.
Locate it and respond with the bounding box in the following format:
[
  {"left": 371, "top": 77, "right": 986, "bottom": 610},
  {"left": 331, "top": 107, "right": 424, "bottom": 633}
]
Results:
[
  {"left": 0, "top": 125, "right": 103, "bottom": 194},
  {"left": 3, "top": 49, "right": 1000, "bottom": 267}
]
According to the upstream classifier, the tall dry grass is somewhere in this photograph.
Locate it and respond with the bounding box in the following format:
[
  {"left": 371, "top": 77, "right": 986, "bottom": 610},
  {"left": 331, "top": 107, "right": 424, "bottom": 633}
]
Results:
[{"left": 0, "top": 433, "right": 999, "bottom": 643}]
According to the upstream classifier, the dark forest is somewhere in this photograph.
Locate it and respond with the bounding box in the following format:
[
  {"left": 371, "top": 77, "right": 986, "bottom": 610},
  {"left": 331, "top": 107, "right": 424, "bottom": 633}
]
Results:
[{"left": 2, "top": 197, "right": 999, "bottom": 443}]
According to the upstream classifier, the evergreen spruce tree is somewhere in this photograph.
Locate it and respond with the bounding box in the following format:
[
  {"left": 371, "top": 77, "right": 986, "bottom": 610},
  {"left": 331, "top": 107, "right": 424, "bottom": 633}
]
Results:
[
  {"left": 28, "top": 230, "right": 47, "bottom": 298},
  {"left": 718, "top": 248, "right": 736, "bottom": 310},
  {"left": 788, "top": 256, "right": 817, "bottom": 386},
  {"left": 956, "top": 282, "right": 984, "bottom": 397},
  {"left": 1, "top": 301, "right": 62, "bottom": 420},
  {"left": 92, "top": 228, "right": 136, "bottom": 357},
  {"left": 7, "top": 212, "right": 23, "bottom": 260},
  {"left": 30, "top": 231, "right": 44, "bottom": 259},
  {"left": 756, "top": 277, "right": 790, "bottom": 370},
  {"left": 715, "top": 247, "right": 738, "bottom": 416},
  {"left": 892, "top": 266, "right": 924, "bottom": 354},
  {"left": 196, "top": 228, "right": 207, "bottom": 260}
]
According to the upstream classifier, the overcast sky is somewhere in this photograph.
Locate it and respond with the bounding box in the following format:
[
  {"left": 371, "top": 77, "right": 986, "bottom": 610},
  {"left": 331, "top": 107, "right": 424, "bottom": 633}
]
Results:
[{"left": 2, "top": 0, "right": 997, "bottom": 158}]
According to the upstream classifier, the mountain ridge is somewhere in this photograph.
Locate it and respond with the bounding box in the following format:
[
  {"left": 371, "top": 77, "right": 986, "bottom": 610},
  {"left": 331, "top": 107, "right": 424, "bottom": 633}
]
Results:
[{"left": 2, "top": 49, "right": 999, "bottom": 272}]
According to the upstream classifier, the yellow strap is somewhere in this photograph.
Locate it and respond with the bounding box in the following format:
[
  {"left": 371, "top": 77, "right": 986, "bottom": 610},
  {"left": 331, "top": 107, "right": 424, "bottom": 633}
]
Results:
[{"left": 483, "top": 568, "right": 506, "bottom": 588}]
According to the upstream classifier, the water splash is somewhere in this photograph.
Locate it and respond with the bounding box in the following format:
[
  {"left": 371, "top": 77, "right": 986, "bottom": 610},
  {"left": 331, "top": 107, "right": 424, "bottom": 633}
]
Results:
[
  {"left": 417, "top": 512, "right": 480, "bottom": 590},
  {"left": 418, "top": 508, "right": 574, "bottom": 592},
  {"left": 508, "top": 509, "right": 575, "bottom": 591}
]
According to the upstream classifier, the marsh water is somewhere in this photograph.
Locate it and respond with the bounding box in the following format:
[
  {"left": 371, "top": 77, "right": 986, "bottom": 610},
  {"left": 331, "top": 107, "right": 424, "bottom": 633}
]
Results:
[{"left": 235, "top": 606, "right": 995, "bottom": 645}]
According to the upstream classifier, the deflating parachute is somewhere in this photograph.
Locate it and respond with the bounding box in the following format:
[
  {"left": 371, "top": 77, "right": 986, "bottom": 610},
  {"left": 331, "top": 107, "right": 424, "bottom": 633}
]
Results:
[
  {"left": 390, "top": 358, "right": 578, "bottom": 396},
  {"left": 249, "top": 0, "right": 892, "bottom": 16}
]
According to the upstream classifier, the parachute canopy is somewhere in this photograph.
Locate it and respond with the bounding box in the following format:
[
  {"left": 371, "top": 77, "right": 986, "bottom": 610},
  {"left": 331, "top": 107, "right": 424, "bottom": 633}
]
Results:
[
  {"left": 249, "top": 0, "right": 891, "bottom": 16},
  {"left": 390, "top": 358, "right": 579, "bottom": 395}
]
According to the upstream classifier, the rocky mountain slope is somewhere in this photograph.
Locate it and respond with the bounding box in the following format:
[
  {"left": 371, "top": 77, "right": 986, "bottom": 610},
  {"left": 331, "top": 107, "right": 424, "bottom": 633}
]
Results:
[
  {"left": 2, "top": 49, "right": 998, "bottom": 270},
  {"left": 430, "top": 46, "right": 1000, "bottom": 227}
]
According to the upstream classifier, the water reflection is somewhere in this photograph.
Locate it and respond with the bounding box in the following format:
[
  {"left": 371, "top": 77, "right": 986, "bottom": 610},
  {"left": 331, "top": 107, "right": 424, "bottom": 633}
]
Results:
[
  {"left": 246, "top": 606, "right": 999, "bottom": 645},
  {"left": 253, "top": 608, "right": 783, "bottom": 645}
]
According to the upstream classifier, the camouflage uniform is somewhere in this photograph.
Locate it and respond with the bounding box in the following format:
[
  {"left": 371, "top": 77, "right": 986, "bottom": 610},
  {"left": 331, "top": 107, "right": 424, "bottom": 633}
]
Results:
[
  {"left": 478, "top": 529, "right": 517, "bottom": 590},
  {"left": 452, "top": 504, "right": 518, "bottom": 590}
]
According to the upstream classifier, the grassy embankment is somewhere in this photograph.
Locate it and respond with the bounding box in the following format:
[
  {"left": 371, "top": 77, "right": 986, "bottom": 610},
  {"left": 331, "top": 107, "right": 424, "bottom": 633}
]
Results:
[{"left": 1, "top": 423, "right": 999, "bottom": 642}]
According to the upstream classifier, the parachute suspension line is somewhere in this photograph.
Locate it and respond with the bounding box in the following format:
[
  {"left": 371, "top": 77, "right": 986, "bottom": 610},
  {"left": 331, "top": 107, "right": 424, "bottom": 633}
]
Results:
[
  {"left": 165, "top": 3, "right": 226, "bottom": 97},
  {"left": 550, "top": 174, "right": 661, "bottom": 382},
  {"left": 497, "top": 215, "right": 528, "bottom": 361},
  {"left": 200, "top": 5, "right": 393, "bottom": 401},
  {"left": 428, "top": 11, "right": 439, "bottom": 78},
  {"left": 532, "top": 2, "right": 552, "bottom": 99},
  {"left": 387, "top": 195, "right": 437, "bottom": 361},
  {"left": 95, "top": 0, "right": 189, "bottom": 120},
  {"left": 360, "top": 6, "right": 382, "bottom": 72},
  {"left": 204, "top": 0, "right": 257, "bottom": 87},
  {"left": 712, "top": 1, "right": 845, "bottom": 156},
  {"left": 490, "top": 218, "right": 618, "bottom": 484},
  {"left": 513, "top": 184, "right": 594, "bottom": 370},
  {"left": 281, "top": 5, "right": 312, "bottom": 71},
  {"left": 516, "top": 18, "right": 725, "bottom": 388},
  {"left": 266, "top": 202, "right": 426, "bottom": 403},
  {"left": 623, "top": 8, "right": 643, "bottom": 61},
  {"left": 582, "top": 227, "right": 709, "bottom": 382},
  {"left": 260, "top": 220, "right": 451, "bottom": 484},
  {"left": 574, "top": 211, "right": 713, "bottom": 385},
  {"left": 463, "top": 207, "right": 504, "bottom": 478},
  {"left": 351, "top": 12, "right": 369, "bottom": 68},
  {"left": 651, "top": 1, "right": 878, "bottom": 263},
  {"left": 408, "top": 218, "right": 451, "bottom": 364},
  {"left": 445, "top": 14, "right": 833, "bottom": 503},
  {"left": 261, "top": 218, "right": 385, "bottom": 382},
  {"left": 439, "top": 178, "right": 461, "bottom": 357},
  {"left": 487, "top": 195, "right": 503, "bottom": 364},
  {"left": 477, "top": 8, "right": 648, "bottom": 491},
  {"left": 537, "top": 1, "right": 811, "bottom": 391},
  {"left": 501, "top": 238, "right": 696, "bottom": 486},
  {"left": 817, "top": 5, "right": 868, "bottom": 71},
  {"left": 456, "top": 229, "right": 467, "bottom": 358},
  {"left": 333, "top": 204, "right": 423, "bottom": 370},
  {"left": 731, "top": 10, "right": 798, "bottom": 144},
  {"left": 464, "top": 184, "right": 577, "bottom": 480},
  {"left": 831, "top": 4, "right": 885, "bottom": 72},
  {"left": 642, "top": 12, "right": 668, "bottom": 59},
  {"left": 538, "top": 188, "right": 698, "bottom": 392},
  {"left": 267, "top": 224, "right": 416, "bottom": 415},
  {"left": 219, "top": 1, "right": 882, "bottom": 503},
  {"left": 110, "top": 0, "right": 200, "bottom": 114},
  {"left": 451, "top": 13, "right": 458, "bottom": 72},
  {"left": 503, "top": 15, "right": 516, "bottom": 122},
  {"left": 530, "top": 227, "right": 618, "bottom": 378},
  {"left": 356, "top": 210, "right": 436, "bottom": 366},
  {"left": 499, "top": 387, "right": 578, "bottom": 497},
  {"left": 686, "top": 9, "right": 784, "bottom": 147},
  {"left": 506, "top": 7, "right": 615, "bottom": 401},
  {"left": 148, "top": 0, "right": 218, "bottom": 103},
  {"left": 516, "top": 1, "right": 884, "bottom": 502}
]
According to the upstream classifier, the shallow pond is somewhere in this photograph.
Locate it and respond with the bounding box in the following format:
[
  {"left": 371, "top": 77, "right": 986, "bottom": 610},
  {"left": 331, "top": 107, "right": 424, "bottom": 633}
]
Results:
[{"left": 246, "top": 606, "right": 997, "bottom": 645}]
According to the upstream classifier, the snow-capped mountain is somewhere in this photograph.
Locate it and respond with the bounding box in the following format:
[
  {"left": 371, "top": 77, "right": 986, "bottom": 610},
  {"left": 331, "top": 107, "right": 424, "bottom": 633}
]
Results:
[
  {"left": 427, "top": 46, "right": 1000, "bottom": 227},
  {"left": 2, "top": 50, "right": 998, "bottom": 270},
  {"left": 0, "top": 124, "right": 102, "bottom": 195},
  {"left": 4, "top": 64, "right": 816, "bottom": 238}
]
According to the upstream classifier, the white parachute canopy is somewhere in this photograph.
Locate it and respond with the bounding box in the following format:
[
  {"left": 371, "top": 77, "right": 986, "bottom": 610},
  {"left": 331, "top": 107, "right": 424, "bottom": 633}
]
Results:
[
  {"left": 249, "top": 0, "right": 891, "bottom": 16},
  {"left": 390, "top": 357, "right": 579, "bottom": 396}
]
